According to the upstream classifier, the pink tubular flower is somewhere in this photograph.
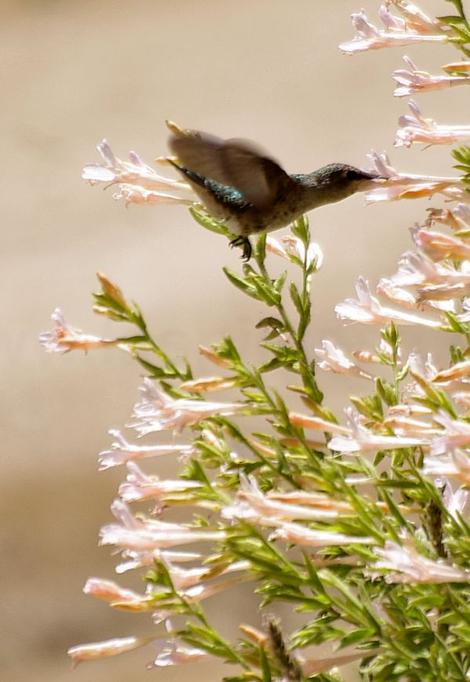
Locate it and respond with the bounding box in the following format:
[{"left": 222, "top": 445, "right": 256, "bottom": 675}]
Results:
[
  {"left": 99, "top": 499, "right": 225, "bottom": 553},
  {"left": 222, "top": 475, "right": 342, "bottom": 522},
  {"left": 426, "top": 204, "right": 470, "bottom": 231},
  {"left": 68, "top": 635, "right": 155, "bottom": 667},
  {"left": 430, "top": 412, "right": 470, "bottom": 455},
  {"left": 424, "top": 450, "right": 470, "bottom": 486},
  {"left": 118, "top": 461, "right": 202, "bottom": 504},
  {"left": 112, "top": 183, "right": 193, "bottom": 207},
  {"left": 82, "top": 139, "right": 193, "bottom": 207},
  {"left": 129, "top": 377, "right": 246, "bottom": 435},
  {"left": 329, "top": 408, "right": 429, "bottom": 454},
  {"left": 335, "top": 277, "right": 442, "bottom": 328},
  {"left": 314, "top": 339, "right": 373, "bottom": 379},
  {"left": 151, "top": 640, "right": 210, "bottom": 668},
  {"left": 83, "top": 577, "right": 144, "bottom": 604},
  {"left": 269, "top": 521, "right": 373, "bottom": 547},
  {"left": 39, "top": 308, "right": 120, "bottom": 353},
  {"left": 411, "top": 226, "right": 470, "bottom": 262},
  {"left": 266, "top": 235, "right": 323, "bottom": 271},
  {"left": 395, "top": 100, "right": 470, "bottom": 148},
  {"left": 98, "top": 429, "right": 194, "bottom": 470},
  {"left": 393, "top": 55, "right": 470, "bottom": 97},
  {"left": 372, "top": 538, "right": 470, "bottom": 583},
  {"left": 364, "top": 151, "right": 463, "bottom": 203},
  {"left": 298, "top": 646, "right": 383, "bottom": 676},
  {"left": 339, "top": 4, "right": 446, "bottom": 54}
]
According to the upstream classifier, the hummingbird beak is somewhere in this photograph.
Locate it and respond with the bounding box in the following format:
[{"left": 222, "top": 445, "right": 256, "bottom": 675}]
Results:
[{"left": 357, "top": 170, "right": 388, "bottom": 191}]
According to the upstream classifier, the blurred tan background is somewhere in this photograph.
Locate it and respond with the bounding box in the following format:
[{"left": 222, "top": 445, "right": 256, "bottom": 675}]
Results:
[{"left": 2, "top": 0, "right": 467, "bottom": 680}]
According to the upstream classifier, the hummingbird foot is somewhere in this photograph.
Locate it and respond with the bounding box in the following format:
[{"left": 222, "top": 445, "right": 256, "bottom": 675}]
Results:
[{"left": 229, "top": 236, "right": 252, "bottom": 262}]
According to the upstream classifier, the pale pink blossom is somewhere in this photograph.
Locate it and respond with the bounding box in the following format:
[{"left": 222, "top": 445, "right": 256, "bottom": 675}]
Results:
[
  {"left": 118, "top": 461, "right": 201, "bottom": 505},
  {"left": 411, "top": 226, "right": 470, "bottom": 261},
  {"left": 430, "top": 412, "right": 470, "bottom": 455},
  {"left": 376, "top": 278, "right": 417, "bottom": 308},
  {"left": 426, "top": 204, "right": 470, "bottom": 231},
  {"left": 82, "top": 140, "right": 185, "bottom": 189},
  {"left": 83, "top": 577, "right": 144, "bottom": 604},
  {"left": 98, "top": 429, "right": 194, "bottom": 470},
  {"left": 269, "top": 521, "right": 373, "bottom": 547},
  {"left": 416, "top": 282, "right": 470, "bottom": 304},
  {"left": 388, "top": 251, "right": 470, "bottom": 288},
  {"left": 335, "top": 277, "right": 442, "bottom": 328},
  {"left": 112, "top": 183, "right": 193, "bottom": 207},
  {"left": 329, "top": 408, "right": 429, "bottom": 453},
  {"left": 372, "top": 538, "right": 470, "bottom": 583},
  {"left": 393, "top": 56, "right": 470, "bottom": 97},
  {"left": 388, "top": 403, "right": 432, "bottom": 417},
  {"left": 432, "top": 360, "right": 470, "bottom": 384},
  {"left": 314, "top": 339, "right": 372, "bottom": 379},
  {"left": 452, "top": 391, "right": 470, "bottom": 410},
  {"left": 68, "top": 635, "right": 154, "bottom": 667},
  {"left": 129, "top": 377, "right": 245, "bottom": 435},
  {"left": 383, "top": 415, "right": 438, "bottom": 437},
  {"left": 151, "top": 640, "right": 210, "bottom": 668},
  {"left": 99, "top": 499, "right": 225, "bottom": 553},
  {"left": 396, "top": 100, "right": 470, "bottom": 148},
  {"left": 389, "top": 1, "right": 443, "bottom": 34},
  {"left": 161, "top": 558, "right": 250, "bottom": 591},
  {"left": 222, "top": 476, "right": 342, "bottom": 522},
  {"left": 266, "top": 235, "right": 323, "bottom": 271},
  {"left": 183, "top": 572, "right": 252, "bottom": 603},
  {"left": 442, "top": 481, "right": 468, "bottom": 519},
  {"left": 424, "top": 450, "right": 470, "bottom": 486},
  {"left": 298, "top": 646, "right": 383, "bottom": 676},
  {"left": 289, "top": 412, "right": 350, "bottom": 435},
  {"left": 115, "top": 548, "right": 203, "bottom": 574},
  {"left": 339, "top": 5, "right": 446, "bottom": 54},
  {"left": 365, "top": 151, "right": 463, "bottom": 203},
  {"left": 179, "top": 376, "right": 237, "bottom": 393},
  {"left": 39, "top": 308, "right": 119, "bottom": 353}
]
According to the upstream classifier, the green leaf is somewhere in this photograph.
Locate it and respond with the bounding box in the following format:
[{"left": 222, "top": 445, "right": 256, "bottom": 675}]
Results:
[{"left": 190, "top": 204, "right": 232, "bottom": 237}]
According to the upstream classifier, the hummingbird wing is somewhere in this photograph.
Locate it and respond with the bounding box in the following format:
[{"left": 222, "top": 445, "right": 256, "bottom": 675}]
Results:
[{"left": 168, "top": 129, "right": 290, "bottom": 209}]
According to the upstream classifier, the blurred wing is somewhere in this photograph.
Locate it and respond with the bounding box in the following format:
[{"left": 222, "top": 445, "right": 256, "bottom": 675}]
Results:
[{"left": 168, "top": 129, "right": 289, "bottom": 208}]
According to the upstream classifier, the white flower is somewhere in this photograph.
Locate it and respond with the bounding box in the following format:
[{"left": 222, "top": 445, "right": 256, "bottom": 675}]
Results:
[
  {"left": 82, "top": 140, "right": 190, "bottom": 191},
  {"left": 314, "top": 339, "right": 372, "bottom": 379},
  {"left": 329, "top": 408, "right": 429, "bottom": 453},
  {"left": 335, "top": 277, "right": 442, "bottom": 328},
  {"left": 395, "top": 100, "right": 470, "bottom": 148},
  {"left": 266, "top": 235, "right": 323, "bottom": 271},
  {"left": 411, "top": 226, "right": 470, "bottom": 261},
  {"left": 426, "top": 203, "right": 470, "bottom": 231},
  {"left": 424, "top": 450, "right": 470, "bottom": 486},
  {"left": 339, "top": 4, "right": 446, "bottom": 54},
  {"left": 118, "top": 461, "right": 202, "bottom": 504},
  {"left": 68, "top": 636, "right": 154, "bottom": 667},
  {"left": 393, "top": 56, "right": 470, "bottom": 97},
  {"left": 430, "top": 412, "right": 470, "bottom": 455},
  {"left": 99, "top": 500, "right": 225, "bottom": 552},
  {"left": 39, "top": 308, "right": 119, "bottom": 353},
  {"left": 269, "top": 521, "right": 373, "bottom": 547},
  {"left": 151, "top": 640, "right": 209, "bottom": 668},
  {"left": 365, "top": 151, "right": 463, "bottom": 203},
  {"left": 372, "top": 538, "right": 470, "bottom": 583},
  {"left": 129, "top": 377, "right": 245, "bottom": 435},
  {"left": 222, "top": 475, "right": 341, "bottom": 522},
  {"left": 98, "top": 429, "right": 194, "bottom": 470}
]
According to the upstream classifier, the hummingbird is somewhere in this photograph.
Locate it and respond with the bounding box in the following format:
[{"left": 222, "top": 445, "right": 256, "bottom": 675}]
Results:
[{"left": 167, "top": 122, "right": 382, "bottom": 260}]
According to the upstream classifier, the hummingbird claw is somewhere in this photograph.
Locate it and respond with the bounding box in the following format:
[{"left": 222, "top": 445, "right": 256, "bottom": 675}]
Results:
[{"left": 229, "top": 236, "right": 252, "bottom": 261}]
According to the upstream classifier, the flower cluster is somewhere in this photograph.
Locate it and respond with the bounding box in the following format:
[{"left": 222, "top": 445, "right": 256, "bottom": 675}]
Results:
[{"left": 41, "top": 1, "right": 470, "bottom": 680}]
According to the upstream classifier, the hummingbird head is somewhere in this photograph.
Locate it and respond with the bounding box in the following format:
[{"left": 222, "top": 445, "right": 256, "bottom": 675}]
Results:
[{"left": 315, "top": 163, "right": 383, "bottom": 199}]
